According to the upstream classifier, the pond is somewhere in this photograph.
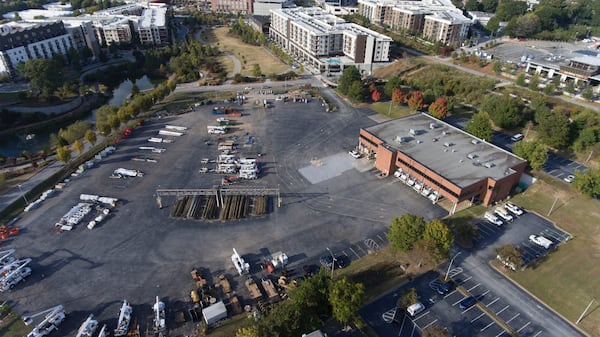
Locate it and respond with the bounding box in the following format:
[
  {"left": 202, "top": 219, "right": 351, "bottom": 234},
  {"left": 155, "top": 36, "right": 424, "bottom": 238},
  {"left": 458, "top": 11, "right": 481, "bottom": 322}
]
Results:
[{"left": 0, "top": 75, "right": 155, "bottom": 157}]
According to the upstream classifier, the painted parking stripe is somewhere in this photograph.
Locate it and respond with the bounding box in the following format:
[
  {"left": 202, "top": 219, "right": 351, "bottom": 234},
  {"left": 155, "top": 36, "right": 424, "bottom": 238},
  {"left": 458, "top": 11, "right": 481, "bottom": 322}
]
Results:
[
  {"left": 457, "top": 276, "right": 472, "bottom": 285},
  {"left": 517, "top": 321, "right": 531, "bottom": 333},
  {"left": 421, "top": 319, "right": 439, "bottom": 330},
  {"left": 496, "top": 305, "right": 510, "bottom": 315},
  {"left": 462, "top": 305, "right": 478, "bottom": 314},
  {"left": 356, "top": 244, "right": 368, "bottom": 256},
  {"left": 444, "top": 290, "right": 458, "bottom": 299},
  {"left": 376, "top": 234, "right": 385, "bottom": 243},
  {"left": 467, "top": 283, "right": 481, "bottom": 292},
  {"left": 471, "top": 312, "right": 486, "bottom": 323},
  {"left": 495, "top": 330, "right": 508, "bottom": 337},
  {"left": 533, "top": 330, "right": 543, "bottom": 337},
  {"left": 506, "top": 313, "right": 520, "bottom": 323},
  {"left": 480, "top": 321, "right": 496, "bottom": 332},
  {"left": 480, "top": 290, "right": 490, "bottom": 297},
  {"left": 348, "top": 247, "right": 361, "bottom": 259},
  {"left": 486, "top": 297, "right": 500, "bottom": 307}
]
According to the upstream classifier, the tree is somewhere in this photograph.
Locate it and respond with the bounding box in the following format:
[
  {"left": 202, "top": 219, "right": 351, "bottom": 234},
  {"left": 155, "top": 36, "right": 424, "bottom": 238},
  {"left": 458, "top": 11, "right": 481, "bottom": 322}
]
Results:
[
  {"left": 384, "top": 77, "right": 402, "bottom": 97},
  {"left": 73, "top": 139, "right": 84, "bottom": 155},
  {"left": 492, "top": 61, "right": 502, "bottom": 74},
  {"left": 423, "top": 220, "right": 453, "bottom": 257},
  {"left": 494, "top": 244, "right": 523, "bottom": 269},
  {"left": 565, "top": 81, "right": 576, "bottom": 94},
  {"left": 481, "top": 0, "right": 498, "bottom": 12},
  {"left": 392, "top": 88, "right": 406, "bottom": 105},
  {"left": 236, "top": 325, "right": 260, "bottom": 337},
  {"left": 407, "top": 91, "right": 424, "bottom": 111},
  {"left": 535, "top": 110, "right": 570, "bottom": 149},
  {"left": 131, "top": 83, "right": 140, "bottom": 97},
  {"left": 481, "top": 94, "right": 523, "bottom": 128},
  {"left": 252, "top": 64, "right": 262, "bottom": 77},
  {"left": 338, "top": 66, "right": 361, "bottom": 95},
  {"left": 465, "top": 111, "right": 493, "bottom": 141},
  {"left": 348, "top": 81, "right": 365, "bottom": 101},
  {"left": 428, "top": 97, "right": 448, "bottom": 119},
  {"left": 371, "top": 90, "right": 382, "bottom": 102},
  {"left": 97, "top": 123, "right": 111, "bottom": 136},
  {"left": 85, "top": 130, "right": 97, "bottom": 145},
  {"left": 17, "top": 58, "right": 64, "bottom": 99},
  {"left": 465, "top": 0, "right": 481, "bottom": 11},
  {"left": 573, "top": 128, "right": 597, "bottom": 152},
  {"left": 581, "top": 86, "right": 594, "bottom": 101},
  {"left": 572, "top": 169, "right": 600, "bottom": 198},
  {"left": 528, "top": 74, "right": 540, "bottom": 91},
  {"left": 329, "top": 278, "right": 364, "bottom": 326},
  {"left": 513, "top": 140, "right": 548, "bottom": 170},
  {"left": 387, "top": 214, "right": 426, "bottom": 251},
  {"left": 398, "top": 288, "right": 418, "bottom": 309},
  {"left": 516, "top": 73, "right": 526, "bottom": 87},
  {"left": 422, "top": 324, "right": 451, "bottom": 337},
  {"left": 454, "top": 222, "right": 479, "bottom": 248},
  {"left": 56, "top": 146, "right": 72, "bottom": 163}
]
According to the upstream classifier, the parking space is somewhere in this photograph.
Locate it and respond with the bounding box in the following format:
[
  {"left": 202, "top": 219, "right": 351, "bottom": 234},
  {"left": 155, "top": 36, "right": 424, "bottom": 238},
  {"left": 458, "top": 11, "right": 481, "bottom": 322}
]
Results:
[{"left": 542, "top": 153, "right": 588, "bottom": 183}]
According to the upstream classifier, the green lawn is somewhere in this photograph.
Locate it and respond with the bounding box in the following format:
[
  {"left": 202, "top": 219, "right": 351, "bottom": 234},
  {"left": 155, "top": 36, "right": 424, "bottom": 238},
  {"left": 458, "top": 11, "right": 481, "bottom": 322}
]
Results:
[
  {"left": 500, "top": 176, "right": 600, "bottom": 336},
  {"left": 0, "top": 304, "right": 30, "bottom": 337},
  {"left": 368, "top": 101, "right": 413, "bottom": 119}
]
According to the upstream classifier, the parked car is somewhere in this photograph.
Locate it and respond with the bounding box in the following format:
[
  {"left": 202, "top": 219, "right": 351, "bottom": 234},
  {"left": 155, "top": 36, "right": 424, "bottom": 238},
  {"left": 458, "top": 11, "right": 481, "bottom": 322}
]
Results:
[
  {"left": 564, "top": 174, "right": 575, "bottom": 183},
  {"left": 484, "top": 212, "right": 503, "bottom": 226},
  {"left": 510, "top": 133, "right": 524, "bottom": 142},
  {"left": 459, "top": 296, "right": 477, "bottom": 310},
  {"left": 406, "top": 302, "right": 425, "bottom": 317},
  {"left": 504, "top": 203, "right": 524, "bottom": 216},
  {"left": 349, "top": 150, "right": 362, "bottom": 159},
  {"left": 319, "top": 255, "right": 346, "bottom": 270}
]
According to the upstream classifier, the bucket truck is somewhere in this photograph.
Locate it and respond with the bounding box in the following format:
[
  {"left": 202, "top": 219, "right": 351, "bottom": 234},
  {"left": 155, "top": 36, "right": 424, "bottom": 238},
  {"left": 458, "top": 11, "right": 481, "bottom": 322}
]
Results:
[
  {"left": 23, "top": 305, "right": 66, "bottom": 337},
  {"left": 232, "top": 248, "right": 250, "bottom": 276},
  {"left": 97, "top": 324, "right": 108, "bottom": 337},
  {"left": 0, "top": 249, "right": 16, "bottom": 266},
  {"left": 75, "top": 314, "right": 98, "bottom": 337},
  {"left": 0, "top": 258, "right": 32, "bottom": 291},
  {"left": 153, "top": 296, "right": 166, "bottom": 332}
]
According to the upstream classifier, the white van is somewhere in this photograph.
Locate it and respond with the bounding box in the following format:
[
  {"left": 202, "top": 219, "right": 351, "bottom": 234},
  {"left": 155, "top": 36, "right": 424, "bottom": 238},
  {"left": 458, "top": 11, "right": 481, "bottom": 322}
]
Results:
[
  {"left": 510, "top": 133, "right": 524, "bottom": 142},
  {"left": 406, "top": 302, "right": 425, "bottom": 317}
]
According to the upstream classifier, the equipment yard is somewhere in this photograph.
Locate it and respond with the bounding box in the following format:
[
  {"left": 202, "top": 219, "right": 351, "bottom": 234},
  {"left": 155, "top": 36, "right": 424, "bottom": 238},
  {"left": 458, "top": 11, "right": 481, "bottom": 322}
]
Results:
[{"left": 4, "top": 87, "right": 446, "bottom": 336}]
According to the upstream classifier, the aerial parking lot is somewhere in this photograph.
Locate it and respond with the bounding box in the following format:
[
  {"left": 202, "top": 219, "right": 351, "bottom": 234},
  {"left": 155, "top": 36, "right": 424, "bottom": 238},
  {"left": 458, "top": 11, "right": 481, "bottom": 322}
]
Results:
[{"left": 4, "top": 88, "right": 447, "bottom": 336}]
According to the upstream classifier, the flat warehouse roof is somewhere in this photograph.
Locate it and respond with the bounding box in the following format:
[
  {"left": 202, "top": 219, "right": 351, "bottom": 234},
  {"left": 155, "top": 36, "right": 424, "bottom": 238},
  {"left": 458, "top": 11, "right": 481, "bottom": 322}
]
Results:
[{"left": 363, "top": 113, "right": 526, "bottom": 188}]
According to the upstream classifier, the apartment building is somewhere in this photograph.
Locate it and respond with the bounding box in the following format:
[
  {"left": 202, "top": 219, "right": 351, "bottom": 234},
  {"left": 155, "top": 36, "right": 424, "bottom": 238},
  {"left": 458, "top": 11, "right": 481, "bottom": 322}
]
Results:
[
  {"left": 138, "top": 7, "right": 168, "bottom": 45},
  {"left": 270, "top": 7, "right": 391, "bottom": 73},
  {"left": 357, "top": 0, "right": 471, "bottom": 46},
  {"left": 0, "top": 21, "right": 74, "bottom": 76},
  {"left": 210, "top": 0, "right": 252, "bottom": 14}
]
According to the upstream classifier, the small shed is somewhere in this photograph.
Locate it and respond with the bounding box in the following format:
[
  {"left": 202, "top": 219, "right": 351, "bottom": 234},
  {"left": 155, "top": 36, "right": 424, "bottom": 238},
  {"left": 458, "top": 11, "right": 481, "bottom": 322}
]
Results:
[{"left": 203, "top": 301, "right": 227, "bottom": 325}]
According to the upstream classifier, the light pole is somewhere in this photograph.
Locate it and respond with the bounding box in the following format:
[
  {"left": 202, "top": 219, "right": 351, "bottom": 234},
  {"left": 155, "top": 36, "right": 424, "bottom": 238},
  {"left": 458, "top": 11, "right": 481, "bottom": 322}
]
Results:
[
  {"left": 445, "top": 252, "right": 462, "bottom": 281},
  {"left": 17, "top": 184, "right": 29, "bottom": 205},
  {"left": 326, "top": 247, "right": 335, "bottom": 279}
]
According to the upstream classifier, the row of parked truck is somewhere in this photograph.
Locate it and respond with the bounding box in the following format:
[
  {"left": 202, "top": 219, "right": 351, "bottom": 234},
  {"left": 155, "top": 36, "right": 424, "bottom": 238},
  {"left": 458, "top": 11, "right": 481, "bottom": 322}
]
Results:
[{"left": 393, "top": 169, "right": 440, "bottom": 202}]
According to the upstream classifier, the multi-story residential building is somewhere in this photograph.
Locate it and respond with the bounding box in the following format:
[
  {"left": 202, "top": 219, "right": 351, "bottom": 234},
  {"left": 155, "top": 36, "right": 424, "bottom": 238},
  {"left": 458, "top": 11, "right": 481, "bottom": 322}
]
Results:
[
  {"left": 138, "top": 7, "right": 168, "bottom": 46},
  {"left": 357, "top": 0, "right": 471, "bottom": 46},
  {"left": 253, "top": 0, "right": 294, "bottom": 16},
  {"left": 94, "top": 4, "right": 145, "bottom": 16},
  {"left": 210, "top": 0, "right": 252, "bottom": 14},
  {"left": 270, "top": 7, "right": 391, "bottom": 73},
  {"left": 0, "top": 21, "right": 74, "bottom": 76},
  {"left": 422, "top": 11, "right": 470, "bottom": 46},
  {"left": 98, "top": 17, "right": 134, "bottom": 45}
]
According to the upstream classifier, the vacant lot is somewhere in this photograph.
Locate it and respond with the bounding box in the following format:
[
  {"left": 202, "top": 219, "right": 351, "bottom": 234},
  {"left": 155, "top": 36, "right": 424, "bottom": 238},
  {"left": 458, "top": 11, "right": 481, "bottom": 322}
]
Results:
[
  {"left": 507, "top": 176, "right": 600, "bottom": 336},
  {"left": 207, "top": 27, "right": 290, "bottom": 77}
]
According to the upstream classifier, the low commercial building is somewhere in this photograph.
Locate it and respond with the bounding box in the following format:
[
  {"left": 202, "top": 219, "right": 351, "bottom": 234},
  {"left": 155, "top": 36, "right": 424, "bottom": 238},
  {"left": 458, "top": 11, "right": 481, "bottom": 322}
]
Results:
[
  {"left": 525, "top": 54, "right": 600, "bottom": 86},
  {"left": 358, "top": 113, "right": 527, "bottom": 210}
]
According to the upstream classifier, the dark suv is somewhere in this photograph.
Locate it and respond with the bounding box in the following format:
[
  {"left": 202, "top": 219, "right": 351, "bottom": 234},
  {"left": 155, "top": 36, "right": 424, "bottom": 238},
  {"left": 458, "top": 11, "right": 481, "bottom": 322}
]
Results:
[{"left": 459, "top": 296, "right": 477, "bottom": 310}]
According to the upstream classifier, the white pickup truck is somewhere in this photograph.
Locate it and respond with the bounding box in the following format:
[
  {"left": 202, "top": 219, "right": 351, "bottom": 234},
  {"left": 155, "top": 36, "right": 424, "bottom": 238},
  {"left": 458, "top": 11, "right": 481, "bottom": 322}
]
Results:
[{"left": 529, "top": 235, "right": 553, "bottom": 249}]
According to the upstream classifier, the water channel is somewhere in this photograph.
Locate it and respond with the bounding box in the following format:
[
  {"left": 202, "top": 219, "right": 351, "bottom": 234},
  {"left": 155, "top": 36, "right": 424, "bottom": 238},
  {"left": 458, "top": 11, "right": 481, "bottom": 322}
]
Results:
[{"left": 0, "top": 76, "right": 154, "bottom": 157}]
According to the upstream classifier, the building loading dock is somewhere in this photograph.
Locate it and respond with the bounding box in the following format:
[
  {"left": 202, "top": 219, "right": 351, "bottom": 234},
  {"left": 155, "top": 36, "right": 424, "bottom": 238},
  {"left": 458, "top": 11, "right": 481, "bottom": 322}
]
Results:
[{"left": 358, "top": 113, "right": 527, "bottom": 211}]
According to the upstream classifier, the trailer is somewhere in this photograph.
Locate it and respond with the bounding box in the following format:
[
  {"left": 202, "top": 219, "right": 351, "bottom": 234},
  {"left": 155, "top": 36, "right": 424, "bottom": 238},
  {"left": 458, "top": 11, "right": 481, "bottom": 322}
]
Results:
[
  {"left": 165, "top": 125, "right": 188, "bottom": 131},
  {"left": 113, "top": 168, "right": 144, "bottom": 178},
  {"left": 203, "top": 301, "right": 227, "bottom": 325},
  {"left": 148, "top": 137, "right": 163, "bottom": 143},
  {"left": 158, "top": 130, "right": 183, "bottom": 137},
  {"left": 261, "top": 278, "right": 281, "bottom": 303}
]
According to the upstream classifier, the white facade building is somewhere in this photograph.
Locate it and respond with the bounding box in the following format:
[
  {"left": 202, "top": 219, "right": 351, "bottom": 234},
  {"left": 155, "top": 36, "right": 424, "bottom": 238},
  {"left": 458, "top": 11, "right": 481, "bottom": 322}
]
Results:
[
  {"left": 138, "top": 7, "right": 168, "bottom": 45},
  {"left": 270, "top": 7, "right": 391, "bottom": 73}
]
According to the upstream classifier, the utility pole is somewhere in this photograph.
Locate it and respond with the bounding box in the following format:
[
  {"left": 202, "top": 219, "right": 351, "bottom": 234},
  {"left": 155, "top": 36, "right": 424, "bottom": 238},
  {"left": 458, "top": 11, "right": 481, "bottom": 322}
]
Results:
[
  {"left": 17, "top": 184, "right": 29, "bottom": 205},
  {"left": 326, "top": 247, "right": 335, "bottom": 279},
  {"left": 445, "top": 252, "right": 462, "bottom": 281}
]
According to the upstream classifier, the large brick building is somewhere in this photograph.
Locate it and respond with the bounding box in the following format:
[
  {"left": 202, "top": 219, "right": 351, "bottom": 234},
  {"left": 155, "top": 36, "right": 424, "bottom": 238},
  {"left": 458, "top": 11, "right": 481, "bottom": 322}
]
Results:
[{"left": 359, "top": 114, "right": 527, "bottom": 210}]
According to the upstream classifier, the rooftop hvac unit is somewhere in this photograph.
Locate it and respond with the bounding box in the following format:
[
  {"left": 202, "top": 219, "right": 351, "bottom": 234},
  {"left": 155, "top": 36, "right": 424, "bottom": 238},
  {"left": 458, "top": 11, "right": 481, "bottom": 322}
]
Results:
[
  {"left": 467, "top": 153, "right": 477, "bottom": 159},
  {"left": 432, "top": 138, "right": 438, "bottom": 142},
  {"left": 429, "top": 123, "right": 437, "bottom": 129},
  {"left": 471, "top": 139, "right": 480, "bottom": 145},
  {"left": 442, "top": 131, "right": 449, "bottom": 136},
  {"left": 484, "top": 162, "right": 495, "bottom": 168},
  {"left": 444, "top": 142, "right": 453, "bottom": 147},
  {"left": 409, "top": 128, "right": 420, "bottom": 136},
  {"left": 416, "top": 140, "right": 422, "bottom": 144}
]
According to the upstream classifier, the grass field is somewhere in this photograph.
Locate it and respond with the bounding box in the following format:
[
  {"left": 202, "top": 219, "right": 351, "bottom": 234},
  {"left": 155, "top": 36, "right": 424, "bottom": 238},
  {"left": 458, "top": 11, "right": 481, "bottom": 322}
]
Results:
[
  {"left": 367, "top": 101, "right": 413, "bottom": 119},
  {"left": 505, "top": 176, "right": 600, "bottom": 336},
  {"left": 0, "top": 304, "right": 30, "bottom": 337},
  {"left": 207, "top": 27, "right": 290, "bottom": 77}
]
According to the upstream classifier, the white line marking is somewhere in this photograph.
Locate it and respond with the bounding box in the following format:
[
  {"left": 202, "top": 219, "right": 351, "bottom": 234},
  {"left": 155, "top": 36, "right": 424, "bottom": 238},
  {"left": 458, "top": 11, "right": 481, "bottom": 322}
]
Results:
[
  {"left": 517, "top": 321, "right": 531, "bottom": 333},
  {"left": 458, "top": 276, "right": 472, "bottom": 285},
  {"left": 533, "top": 330, "right": 543, "bottom": 337},
  {"left": 421, "top": 319, "right": 439, "bottom": 330},
  {"left": 495, "top": 330, "right": 507, "bottom": 337},
  {"left": 348, "top": 247, "right": 361, "bottom": 259},
  {"left": 471, "top": 313, "right": 485, "bottom": 323},
  {"left": 486, "top": 298, "right": 500, "bottom": 307},
  {"left": 467, "top": 283, "right": 481, "bottom": 292},
  {"left": 496, "top": 305, "right": 510, "bottom": 315},
  {"left": 480, "top": 321, "right": 495, "bottom": 332},
  {"left": 506, "top": 313, "right": 520, "bottom": 323}
]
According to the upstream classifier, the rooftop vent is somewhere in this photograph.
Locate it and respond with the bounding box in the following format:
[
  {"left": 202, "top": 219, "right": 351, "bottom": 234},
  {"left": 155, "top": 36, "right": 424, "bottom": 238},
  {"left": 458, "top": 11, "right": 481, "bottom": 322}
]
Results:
[
  {"left": 442, "top": 130, "right": 450, "bottom": 136},
  {"left": 471, "top": 139, "right": 480, "bottom": 145},
  {"left": 467, "top": 153, "right": 477, "bottom": 159},
  {"left": 429, "top": 123, "right": 437, "bottom": 129},
  {"left": 484, "top": 162, "right": 495, "bottom": 168},
  {"left": 432, "top": 138, "right": 438, "bottom": 142},
  {"left": 409, "top": 128, "right": 417, "bottom": 136},
  {"left": 416, "top": 140, "right": 422, "bottom": 144},
  {"left": 444, "top": 142, "right": 453, "bottom": 147}
]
